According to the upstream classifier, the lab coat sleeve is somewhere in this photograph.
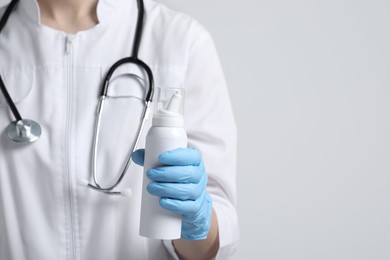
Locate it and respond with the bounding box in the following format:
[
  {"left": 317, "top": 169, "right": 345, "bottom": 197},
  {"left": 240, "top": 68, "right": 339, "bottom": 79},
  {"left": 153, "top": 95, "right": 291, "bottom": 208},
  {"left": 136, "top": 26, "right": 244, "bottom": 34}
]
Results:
[{"left": 163, "top": 24, "right": 239, "bottom": 259}]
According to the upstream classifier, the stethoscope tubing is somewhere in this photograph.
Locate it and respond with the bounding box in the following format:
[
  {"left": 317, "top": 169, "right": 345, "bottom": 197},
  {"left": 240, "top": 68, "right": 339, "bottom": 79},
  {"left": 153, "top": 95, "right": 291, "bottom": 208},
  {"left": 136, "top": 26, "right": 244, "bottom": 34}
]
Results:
[
  {"left": 0, "top": 0, "right": 22, "bottom": 122},
  {"left": 0, "top": 0, "right": 154, "bottom": 196},
  {"left": 101, "top": 57, "right": 154, "bottom": 101},
  {"left": 87, "top": 0, "right": 154, "bottom": 194}
]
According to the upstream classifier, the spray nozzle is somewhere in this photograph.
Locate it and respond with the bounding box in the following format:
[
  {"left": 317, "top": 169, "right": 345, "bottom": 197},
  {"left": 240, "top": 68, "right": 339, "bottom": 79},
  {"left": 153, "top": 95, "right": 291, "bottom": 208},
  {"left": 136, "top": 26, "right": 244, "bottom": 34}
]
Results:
[
  {"left": 165, "top": 91, "right": 182, "bottom": 114},
  {"left": 153, "top": 88, "right": 184, "bottom": 127}
]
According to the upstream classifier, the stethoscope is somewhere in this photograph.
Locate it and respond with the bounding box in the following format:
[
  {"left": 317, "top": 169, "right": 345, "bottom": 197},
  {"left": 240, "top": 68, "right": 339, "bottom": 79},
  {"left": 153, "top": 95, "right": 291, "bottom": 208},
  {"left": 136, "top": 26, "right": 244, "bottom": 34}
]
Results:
[{"left": 0, "top": 0, "right": 154, "bottom": 196}]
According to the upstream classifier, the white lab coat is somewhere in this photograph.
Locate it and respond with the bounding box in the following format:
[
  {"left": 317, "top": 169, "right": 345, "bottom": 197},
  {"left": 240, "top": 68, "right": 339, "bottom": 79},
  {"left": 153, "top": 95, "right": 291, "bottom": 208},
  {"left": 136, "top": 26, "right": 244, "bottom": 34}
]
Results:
[{"left": 0, "top": 0, "right": 238, "bottom": 259}]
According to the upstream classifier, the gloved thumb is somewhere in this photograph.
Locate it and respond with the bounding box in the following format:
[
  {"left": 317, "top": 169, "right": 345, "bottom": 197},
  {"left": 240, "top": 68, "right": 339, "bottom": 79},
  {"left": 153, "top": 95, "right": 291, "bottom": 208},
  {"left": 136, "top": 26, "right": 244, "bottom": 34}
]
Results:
[{"left": 132, "top": 149, "right": 145, "bottom": 166}]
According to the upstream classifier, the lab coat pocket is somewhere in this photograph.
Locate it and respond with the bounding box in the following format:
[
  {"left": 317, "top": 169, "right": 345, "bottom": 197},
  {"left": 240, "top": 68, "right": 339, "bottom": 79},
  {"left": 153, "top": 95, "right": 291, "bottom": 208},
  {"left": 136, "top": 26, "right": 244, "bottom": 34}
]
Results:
[{"left": 0, "top": 69, "right": 35, "bottom": 109}]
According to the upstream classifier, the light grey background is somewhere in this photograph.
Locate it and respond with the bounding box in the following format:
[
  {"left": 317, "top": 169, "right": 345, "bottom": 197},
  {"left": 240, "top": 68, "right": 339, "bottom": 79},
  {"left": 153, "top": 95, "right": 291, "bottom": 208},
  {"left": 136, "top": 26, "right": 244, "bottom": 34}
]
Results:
[
  {"left": 1, "top": 0, "right": 390, "bottom": 259},
  {"left": 154, "top": 1, "right": 390, "bottom": 259}
]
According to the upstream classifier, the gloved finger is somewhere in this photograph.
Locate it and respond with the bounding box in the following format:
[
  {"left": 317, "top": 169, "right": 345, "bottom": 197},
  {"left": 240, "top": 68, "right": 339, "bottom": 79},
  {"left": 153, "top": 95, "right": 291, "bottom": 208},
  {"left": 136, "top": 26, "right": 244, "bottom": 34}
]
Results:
[
  {"left": 158, "top": 147, "right": 201, "bottom": 166},
  {"left": 147, "top": 181, "right": 205, "bottom": 201},
  {"left": 147, "top": 164, "right": 203, "bottom": 183},
  {"left": 181, "top": 193, "right": 213, "bottom": 240},
  {"left": 159, "top": 193, "right": 205, "bottom": 216},
  {"left": 131, "top": 149, "right": 145, "bottom": 166}
]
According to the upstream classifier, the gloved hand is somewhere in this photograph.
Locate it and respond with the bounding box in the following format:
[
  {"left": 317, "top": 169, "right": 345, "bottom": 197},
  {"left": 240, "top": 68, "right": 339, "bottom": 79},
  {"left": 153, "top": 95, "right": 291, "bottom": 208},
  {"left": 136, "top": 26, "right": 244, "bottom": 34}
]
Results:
[{"left": 132, "top": 147, "right": 212, "bottom": 240}]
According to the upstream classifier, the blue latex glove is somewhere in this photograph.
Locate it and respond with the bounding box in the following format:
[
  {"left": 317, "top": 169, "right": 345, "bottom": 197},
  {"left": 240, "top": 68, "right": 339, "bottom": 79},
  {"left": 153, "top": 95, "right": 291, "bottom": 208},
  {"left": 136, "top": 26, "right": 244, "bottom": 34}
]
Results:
[{"left": 132, "top": 148, "right": 212, "bottom": 240}]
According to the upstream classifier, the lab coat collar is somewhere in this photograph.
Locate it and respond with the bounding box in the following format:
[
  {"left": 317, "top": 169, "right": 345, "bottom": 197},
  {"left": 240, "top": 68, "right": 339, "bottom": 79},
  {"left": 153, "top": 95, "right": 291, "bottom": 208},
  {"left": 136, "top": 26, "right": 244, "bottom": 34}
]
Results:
[{"left": 19, "top": 0, "right": 130, "bottom": 27}]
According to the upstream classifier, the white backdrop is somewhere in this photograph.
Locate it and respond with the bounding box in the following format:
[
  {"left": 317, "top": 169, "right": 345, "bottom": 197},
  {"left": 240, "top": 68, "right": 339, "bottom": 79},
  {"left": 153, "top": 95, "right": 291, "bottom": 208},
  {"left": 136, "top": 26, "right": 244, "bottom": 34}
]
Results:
[{"left": 1, "top": 0, "right": 390, "bottom": 259}]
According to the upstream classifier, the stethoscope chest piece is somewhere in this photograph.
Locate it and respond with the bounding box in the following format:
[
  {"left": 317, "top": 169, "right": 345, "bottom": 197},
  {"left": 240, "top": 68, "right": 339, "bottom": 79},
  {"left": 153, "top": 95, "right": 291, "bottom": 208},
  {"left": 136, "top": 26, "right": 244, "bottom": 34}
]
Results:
[{"left": 6, "top": 119, "right": 42, "bottom": 143}]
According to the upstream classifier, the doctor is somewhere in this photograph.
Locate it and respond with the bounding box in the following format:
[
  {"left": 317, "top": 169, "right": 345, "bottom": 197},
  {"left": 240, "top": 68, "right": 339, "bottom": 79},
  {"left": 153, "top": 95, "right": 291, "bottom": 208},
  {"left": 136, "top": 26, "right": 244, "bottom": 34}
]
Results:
[{"left": 0, "top": 0, "right": 238, "bottom": 259}]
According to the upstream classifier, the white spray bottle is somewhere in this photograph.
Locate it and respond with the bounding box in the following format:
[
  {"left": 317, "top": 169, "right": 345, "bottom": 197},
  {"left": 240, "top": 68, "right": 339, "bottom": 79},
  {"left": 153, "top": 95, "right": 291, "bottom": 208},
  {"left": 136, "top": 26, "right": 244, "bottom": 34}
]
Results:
[{"left": 139, "top": 88, "right": 187, "bottom": 239}]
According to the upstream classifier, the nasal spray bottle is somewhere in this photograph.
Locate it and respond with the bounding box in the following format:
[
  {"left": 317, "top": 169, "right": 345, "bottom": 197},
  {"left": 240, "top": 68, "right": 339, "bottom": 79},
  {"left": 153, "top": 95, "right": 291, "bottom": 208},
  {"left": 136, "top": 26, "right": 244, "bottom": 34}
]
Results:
[{"left": 139, "top": 88, "right": 187, "bottom": 239}]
